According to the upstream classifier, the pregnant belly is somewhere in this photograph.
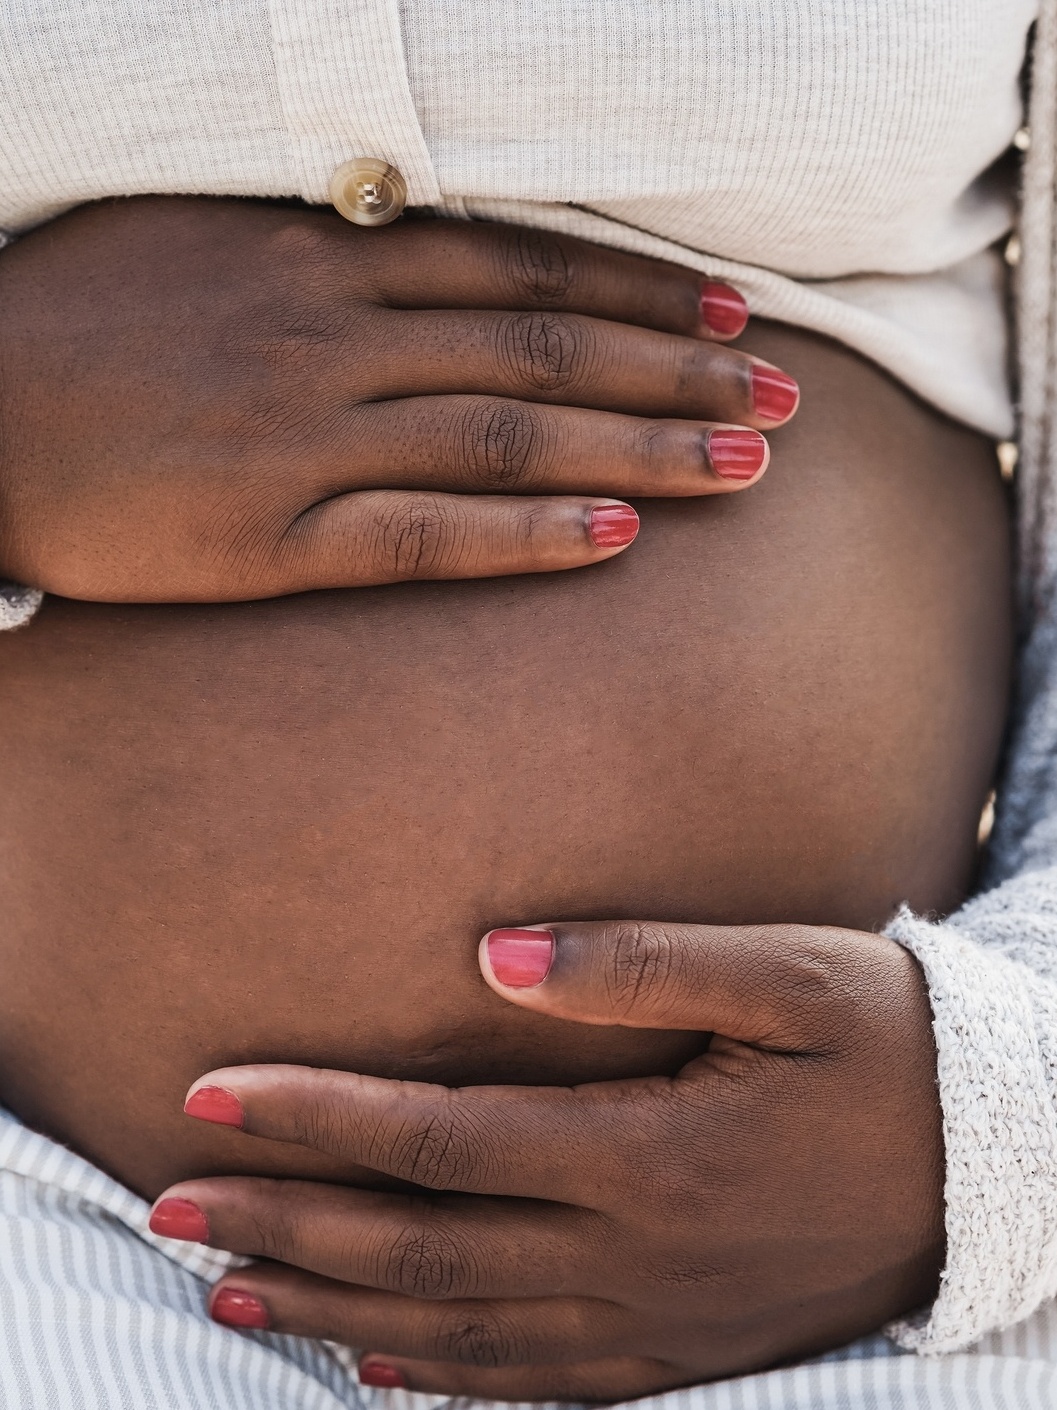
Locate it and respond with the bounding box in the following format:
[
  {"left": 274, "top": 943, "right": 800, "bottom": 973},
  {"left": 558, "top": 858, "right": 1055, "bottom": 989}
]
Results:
[{"left": 0, "top": 324, "right": 1011, "bottom": 1200}]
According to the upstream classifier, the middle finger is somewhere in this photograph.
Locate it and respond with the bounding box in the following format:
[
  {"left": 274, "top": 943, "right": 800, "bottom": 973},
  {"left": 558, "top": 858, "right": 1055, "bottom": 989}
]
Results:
[
  {"left": 367, "top": 309, "right": 800, "bottom": 427},
  {"left": 313, "top": 396, "right": 770, "bottom": 499}
]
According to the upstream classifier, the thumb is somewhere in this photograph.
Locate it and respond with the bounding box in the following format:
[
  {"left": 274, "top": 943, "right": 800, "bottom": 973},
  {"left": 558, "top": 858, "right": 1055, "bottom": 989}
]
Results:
[{"left": 478, "top": 921, "right": 911, "bottom": 1049}]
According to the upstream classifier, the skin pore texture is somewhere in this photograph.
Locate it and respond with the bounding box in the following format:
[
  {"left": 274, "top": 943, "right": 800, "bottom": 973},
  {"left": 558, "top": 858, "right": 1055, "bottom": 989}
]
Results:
[{"left": 0, "top": 323, "right": 1012, "bottom": 1202}]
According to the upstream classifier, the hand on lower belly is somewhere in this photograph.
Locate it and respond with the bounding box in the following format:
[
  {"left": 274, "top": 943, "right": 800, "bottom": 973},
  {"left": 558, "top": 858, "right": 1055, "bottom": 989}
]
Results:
[{"left": 148, "top": 918, "right": 945, "bottom": 1399}]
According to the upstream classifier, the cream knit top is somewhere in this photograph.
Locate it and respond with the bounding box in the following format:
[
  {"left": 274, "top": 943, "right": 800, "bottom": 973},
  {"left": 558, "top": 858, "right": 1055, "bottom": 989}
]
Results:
[{"left": 1, "top": 0, "right": 1057, "bottom": 1360}]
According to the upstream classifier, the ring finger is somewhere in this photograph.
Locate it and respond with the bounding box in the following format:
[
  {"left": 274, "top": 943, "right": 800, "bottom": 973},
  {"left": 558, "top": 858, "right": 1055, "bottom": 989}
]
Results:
[
  {"left": 312, "top": 396, "right": 770, "bottom": 500},
  {"left": 150, "top": 1181, "right": 602, "bottom": 1300}
]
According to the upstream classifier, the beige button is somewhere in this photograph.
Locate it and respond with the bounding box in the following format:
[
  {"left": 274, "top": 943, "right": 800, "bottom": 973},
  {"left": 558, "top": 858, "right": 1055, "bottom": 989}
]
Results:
[
  {"left": 1014, "top": 125, "right": 1031, "bottom": 153},
  {"left": 330, "top": 158, "right": 407, "bottom": 226},
  {"left": 996, "top": 440, "right": 1018, "bottom": 482}
]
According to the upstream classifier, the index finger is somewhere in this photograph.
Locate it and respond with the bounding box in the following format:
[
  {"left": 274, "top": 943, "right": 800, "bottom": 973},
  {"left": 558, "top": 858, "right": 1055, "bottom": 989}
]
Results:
[
  {"left": 368, "top": 220, "right": 748, "bottom": 342},
  {"left": 182, "top": 1064, "right": 647, "bottom": 1201}
]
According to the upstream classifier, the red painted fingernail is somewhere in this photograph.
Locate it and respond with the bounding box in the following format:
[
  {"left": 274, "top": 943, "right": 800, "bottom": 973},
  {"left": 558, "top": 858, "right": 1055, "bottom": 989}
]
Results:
[
  {"left": 485, "top": 929, "right": 556, "bottom": 987},
  {"left": 149, "top": 1197, "right": 209, "bottom": 1243},
  {"left": 359, "top": 1359, "right": 408, "bottom": 1389},
  {"left": 700, "top": 281, "right": 748, "bottom": 338},
  {"left": 707, "top": 429, "right": 768, "bottom": 481},
  {"left": 589, "top": 504, "right": 639, "bottom": 548},
  {"left": 751, "top": 366, "right": 800, "bottom": 423},
  {"left": 211, "top": 1287, "right": 270, "bottom": 1330},
  {"left": 184, "top": 1085, "right": 245, "bottom": 1128}
]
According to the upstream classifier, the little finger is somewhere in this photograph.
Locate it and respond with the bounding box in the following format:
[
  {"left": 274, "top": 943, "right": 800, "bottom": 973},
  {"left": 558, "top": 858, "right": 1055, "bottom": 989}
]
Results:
[
  {"left": 372, "top": 220, "right": 748, "bottom": 341},
  {"left": 264, "top": 490, "right": 641, "bottom": 595},
  {"left": 355, "top": 1351, "right": 678, "bottom": 1403}
]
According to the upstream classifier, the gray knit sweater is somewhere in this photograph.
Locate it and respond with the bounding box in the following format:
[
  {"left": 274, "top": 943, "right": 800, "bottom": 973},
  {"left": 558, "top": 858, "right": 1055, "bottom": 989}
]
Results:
[{"left": 0, "top": 0, "right": 1055, "bottom": 1357}]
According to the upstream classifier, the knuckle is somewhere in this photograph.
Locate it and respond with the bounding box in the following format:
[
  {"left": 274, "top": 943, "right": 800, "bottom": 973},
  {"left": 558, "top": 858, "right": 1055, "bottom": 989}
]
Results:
[
  {"left": 388, "top": 1110, "right": 482, "bottom": 1189},
  {"left": 385, "top": 1224, "right": 474, "bottom": 1299},
  {"left": 637, "top": 420, "right": 671, "bottom": 473},
  {"left": 604, "top": 922, "right": 676, "bottom": 1021},
  {"left": 769, "top": 930, "right": 860, "bottom": 1029},
  {"left": 649, "top": 1256, "right": 726, "bottom": 1292},
  {"left": 234, "top": 220, "right": 373, "bottom": 379},
  {"left": 434, "top": 1307, "right": 528, "bottom": 1368},
  {"left": 371, "top": 499, "right": 453, "bottom": 579},
  {"left": 501, "top": 312, "right": 586, "bottom": 393},
  {"left": 286, "top": 1084, "right": 361, "bottom": 1157},
  {"left": 737, "top": 926, "right": 868, "bottom": 1048},
  {"left": 504, "top": 228, "right": 577, "bottom": 308},
  {"left": 460, "top": 400, "right": 547, "bottom": 492},
  {"left": 265, "top": 217, "right": 340, "bottom": 271},
  {"left": 261, "top": 217, "right": 360, "bottom": 304},
  {"left": 621, "top": 1131, "right": 701, "bottom": 1213},
  {"left": 238, "top": 1183, "right": 308, "bottom": 1264}
]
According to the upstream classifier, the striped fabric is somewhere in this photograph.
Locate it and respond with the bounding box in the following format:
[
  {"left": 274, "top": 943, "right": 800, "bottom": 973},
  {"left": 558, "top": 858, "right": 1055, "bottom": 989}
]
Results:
[{"left": 3, "top": 1104, "right": 1057, "bottom": 1409}]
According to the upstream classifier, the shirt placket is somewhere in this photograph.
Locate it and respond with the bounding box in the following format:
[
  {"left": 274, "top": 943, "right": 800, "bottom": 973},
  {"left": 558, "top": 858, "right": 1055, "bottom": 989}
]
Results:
[{"left": 266, "top": 0, "right": 441, "bottom": 211}]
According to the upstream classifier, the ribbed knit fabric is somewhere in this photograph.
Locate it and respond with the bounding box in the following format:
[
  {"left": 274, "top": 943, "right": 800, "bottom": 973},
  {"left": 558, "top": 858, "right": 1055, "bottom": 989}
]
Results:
[
  {"left": 1, "top": 0, "right": 1057, "bottom": 1368},
  {"left": 0, "top": 0, "right": 1031, "bottom": 437}
]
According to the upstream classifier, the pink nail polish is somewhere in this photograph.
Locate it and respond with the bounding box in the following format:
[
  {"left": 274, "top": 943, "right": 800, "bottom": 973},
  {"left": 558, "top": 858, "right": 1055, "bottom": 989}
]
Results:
[
  {"left": 184, "top": 1085, "right": 245, "bottom": 1128},
  {"left": 149, "top": 1197, "right": 209, "bottom": 1244},
  {"left": 751, "top": 366, "right": 800, "bottom": 423},
  {"left": 485, "top": 929, "right": 556, "bottom": 988},
  {"left": 211, "top": 1287, "right": 270, "bottom": 1330},
  {"left": 359, "top": 1359, "right": 409, "bottom": 1389},
  {"left": 700, "top": 281, "right": 748, "bottom": 338},
  {"left": 590, "top": 504, "right": 639, "bottom": 548},
  {"left": 707, "top": 429, "right": 768, "bottom": 481}
]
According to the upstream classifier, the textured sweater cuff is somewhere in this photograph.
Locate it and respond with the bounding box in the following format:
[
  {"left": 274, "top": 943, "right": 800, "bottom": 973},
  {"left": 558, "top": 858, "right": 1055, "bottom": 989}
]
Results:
[
  {"left": 882, "top": 904, "right": 1057, "bottom": 1353},
  {"left": 0, "top": 582, "right": 43, "bottom": 629}
]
